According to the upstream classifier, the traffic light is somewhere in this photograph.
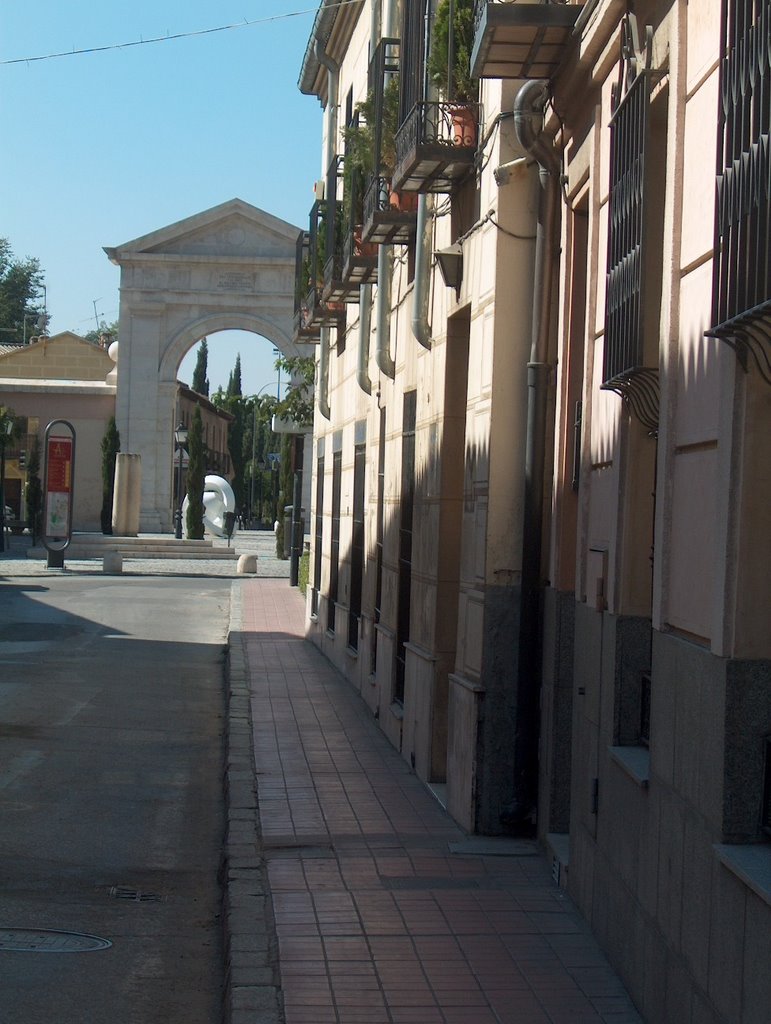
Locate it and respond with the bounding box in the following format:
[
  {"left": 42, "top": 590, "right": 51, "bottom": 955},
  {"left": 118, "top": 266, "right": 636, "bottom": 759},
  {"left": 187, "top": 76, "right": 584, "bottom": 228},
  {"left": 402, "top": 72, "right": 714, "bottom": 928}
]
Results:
[{"left": 18, "top": 450, "right": 26, "bottom": 468}]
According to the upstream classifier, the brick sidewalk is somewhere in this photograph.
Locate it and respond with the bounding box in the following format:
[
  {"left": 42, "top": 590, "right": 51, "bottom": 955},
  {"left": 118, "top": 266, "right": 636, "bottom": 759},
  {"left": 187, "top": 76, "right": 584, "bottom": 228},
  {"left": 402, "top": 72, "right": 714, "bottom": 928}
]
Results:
[{"left": 237, "top": 579, "right": 642, "bottom": 1024}]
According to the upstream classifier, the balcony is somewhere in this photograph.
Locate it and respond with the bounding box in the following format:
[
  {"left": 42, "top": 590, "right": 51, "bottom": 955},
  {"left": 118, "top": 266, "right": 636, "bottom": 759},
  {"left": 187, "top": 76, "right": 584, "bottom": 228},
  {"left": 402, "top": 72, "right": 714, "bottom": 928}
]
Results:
[
  {"left": 393, "top": 101, "right": 481, "bottom": 193},
  {"left": 362, "top": 174, "right": 418, "bottom": 244},
  {"left": 304, "top": 281, "right": 347, "bottom": 328},
  {"left": 471, "top": 1, "right": 582, "bottom": 81},
  {"left": 343, "top": 229, "right": 378, "bottom": 287}
]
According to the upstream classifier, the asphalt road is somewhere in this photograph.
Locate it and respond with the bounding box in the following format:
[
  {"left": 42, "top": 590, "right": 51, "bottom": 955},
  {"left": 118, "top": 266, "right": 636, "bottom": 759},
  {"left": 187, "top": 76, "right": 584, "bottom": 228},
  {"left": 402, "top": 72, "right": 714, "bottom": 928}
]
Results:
[{"left": 0, "top": 575, "right": 231, "bottom": 1024}]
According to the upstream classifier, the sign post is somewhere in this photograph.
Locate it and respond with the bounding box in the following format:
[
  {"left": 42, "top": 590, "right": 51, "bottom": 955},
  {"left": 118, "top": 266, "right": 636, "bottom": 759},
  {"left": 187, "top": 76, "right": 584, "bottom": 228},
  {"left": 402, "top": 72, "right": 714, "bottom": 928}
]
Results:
[{"left": 42, "top": 420, "right": 76, "bottom": 569}]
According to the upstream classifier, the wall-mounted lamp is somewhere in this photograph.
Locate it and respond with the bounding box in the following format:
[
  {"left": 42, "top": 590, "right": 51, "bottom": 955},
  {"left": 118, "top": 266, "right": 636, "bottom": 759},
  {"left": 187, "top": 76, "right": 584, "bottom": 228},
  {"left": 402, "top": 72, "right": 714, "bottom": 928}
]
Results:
[{"left": 434, "top": 243, "right": 463, "bottom": 291}]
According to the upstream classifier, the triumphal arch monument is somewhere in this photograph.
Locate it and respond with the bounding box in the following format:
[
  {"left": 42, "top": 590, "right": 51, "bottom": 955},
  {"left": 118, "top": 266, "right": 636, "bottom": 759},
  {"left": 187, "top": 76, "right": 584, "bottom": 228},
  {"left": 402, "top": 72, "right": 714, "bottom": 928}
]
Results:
[{"left": 105, "top": 198, "right": 309, "bottom": 532}]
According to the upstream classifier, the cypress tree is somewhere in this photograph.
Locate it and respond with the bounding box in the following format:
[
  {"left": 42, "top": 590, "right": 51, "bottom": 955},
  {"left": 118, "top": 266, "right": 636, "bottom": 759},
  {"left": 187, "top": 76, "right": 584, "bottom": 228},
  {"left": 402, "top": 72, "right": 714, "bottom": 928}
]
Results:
[
  {"left": 100, "top": 417, "right": 121, "bottom": 534},
  {"left": 185, "top": 406, "right": 206, "bottom": 540},
  {"left": 227, "top": 353, "right": 242, "bottom": 398},
  {"left": 25, "top": 437, "right": 43, "bottom": 544},
  {"left": 191, "top": 337, "right": 210, "bottom": 396}
]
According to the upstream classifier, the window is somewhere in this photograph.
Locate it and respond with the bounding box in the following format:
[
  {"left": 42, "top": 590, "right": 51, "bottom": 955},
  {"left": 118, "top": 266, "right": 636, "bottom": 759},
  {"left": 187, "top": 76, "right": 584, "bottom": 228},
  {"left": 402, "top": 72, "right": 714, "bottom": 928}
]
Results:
[
  {"left": 372, "top": 408, "right": 386, "bottom": 673},
  {"left": 762, "top": 736, "right": 771, "bottom": 835},
  {"left": 602, "top": 49, "right": 666, "bottom": 433},
  {"left": 328, "top": 449, "right": 342, "bottom": 633},
  {"left": 348, "top": 442, "right": 366, "bottom": 650},
  {"left": 395, "top": 392, "right": 417, "bottom": 703},
  {"left": 711, "top": 0, "right": 771, "bottom": 332},
  {"left": 312, "top": 453, "right": 324, "bottom": 617}
]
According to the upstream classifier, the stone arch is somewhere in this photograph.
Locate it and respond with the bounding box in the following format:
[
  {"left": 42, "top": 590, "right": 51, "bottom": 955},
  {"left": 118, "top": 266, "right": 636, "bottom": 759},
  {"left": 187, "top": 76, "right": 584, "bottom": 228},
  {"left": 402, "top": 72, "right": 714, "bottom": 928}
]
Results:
[
  {"left": 159, "top": 311, "right": 296, "bottom": 385},
  {"left": 105, "top": 199, "right": 309, "bottom": 531}
]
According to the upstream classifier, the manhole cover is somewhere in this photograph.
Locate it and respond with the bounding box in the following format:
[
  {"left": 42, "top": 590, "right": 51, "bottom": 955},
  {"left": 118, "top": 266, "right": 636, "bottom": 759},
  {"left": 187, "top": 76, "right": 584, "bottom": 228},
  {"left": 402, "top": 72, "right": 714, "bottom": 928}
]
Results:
[{"left": 0, "top": 928, "right": 112, "bottom": 953}]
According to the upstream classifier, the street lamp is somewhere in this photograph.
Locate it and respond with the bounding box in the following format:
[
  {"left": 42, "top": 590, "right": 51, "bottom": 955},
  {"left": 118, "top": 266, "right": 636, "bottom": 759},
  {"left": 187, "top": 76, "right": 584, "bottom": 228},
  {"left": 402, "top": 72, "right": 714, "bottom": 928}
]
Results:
[
  {"left": 0, "top": 415, "right": 14, "bottom": 554},
  {"left": 174, "top": 423, "right": 188, "bottom": 540}
]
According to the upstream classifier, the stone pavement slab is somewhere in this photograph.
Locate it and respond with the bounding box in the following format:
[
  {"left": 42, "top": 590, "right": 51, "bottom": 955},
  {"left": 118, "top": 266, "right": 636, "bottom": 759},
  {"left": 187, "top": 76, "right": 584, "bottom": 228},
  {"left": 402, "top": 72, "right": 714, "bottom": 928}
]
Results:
[{"left": 226, "top": 578, "right": 644, "bottom": 1024}]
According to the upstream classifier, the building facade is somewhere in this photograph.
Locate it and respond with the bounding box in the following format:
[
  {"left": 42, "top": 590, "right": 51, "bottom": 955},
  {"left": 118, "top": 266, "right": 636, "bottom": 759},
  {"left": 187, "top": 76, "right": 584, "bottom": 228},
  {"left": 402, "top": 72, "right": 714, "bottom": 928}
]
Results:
[
  {"left": 0, "top": 331, "right": 117, "bottom": 531},
  {"left": 297, "top": 1, "right": 770, "bottom": 1020}
]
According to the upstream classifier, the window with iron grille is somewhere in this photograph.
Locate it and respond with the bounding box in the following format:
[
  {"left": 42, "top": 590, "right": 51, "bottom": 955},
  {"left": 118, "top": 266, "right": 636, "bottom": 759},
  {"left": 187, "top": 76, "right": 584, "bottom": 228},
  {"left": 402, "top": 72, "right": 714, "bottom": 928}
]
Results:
[
  {"left": 604, "top": 71, "right": 654, "bottom": 386},
  {"left": 762, "top": 736, "right": 771, "bottom": 835},
  {"left": 639, "top": 673, "right": 651, "bottom": 747},
  {"left": 395, "top": 392, "right": 417, "bottom": 704},
  {"left": 712, "top": 0, "right": 771, "bottom": 331},
  {"left": 372, "top": 408, "right": 386, "bottom": 674},
  {"left": 328, "top": 450, "right": 342, "bottom": 633},
  {"left": 602, "top": 48, "right": 667, "bottom": 434},
  {"left": 312, "top": 453, "right": 324, "bottom": 617},
  {"left": 348, "top": 442, "right": 366, "bottom": 651},
  {"left": 400, "top": 0, "right": 430, "bottom": 125}
]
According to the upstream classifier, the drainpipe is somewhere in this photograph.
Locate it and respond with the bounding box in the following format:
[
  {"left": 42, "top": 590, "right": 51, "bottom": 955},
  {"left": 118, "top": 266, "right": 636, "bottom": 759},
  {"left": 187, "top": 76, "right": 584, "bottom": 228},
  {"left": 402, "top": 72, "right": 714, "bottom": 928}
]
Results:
[
  {"left": 411, "top": 195, "right": 433, "bottom": 350},
  {"left": 357, "top": 284, "right": 373, "bottom": 394},
  {"left": 315, "top": 38, "right": 340, "bottom": 420},
  {"left": 375, "top": 246, "right": 395, "bottom": 378},
  {"left": 373, "top": 0, "right": 400, "bottom": 379},
  {"left": 505, "top": 79, "right": 561, "bottom": 827}
]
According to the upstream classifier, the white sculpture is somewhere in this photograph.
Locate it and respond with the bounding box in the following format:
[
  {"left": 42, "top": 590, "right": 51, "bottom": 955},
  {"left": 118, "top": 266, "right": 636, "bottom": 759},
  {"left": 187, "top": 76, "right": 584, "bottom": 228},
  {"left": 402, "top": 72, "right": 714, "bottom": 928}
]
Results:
[{"left": 181, "top": 474, "right": 237, "bottom": 539}]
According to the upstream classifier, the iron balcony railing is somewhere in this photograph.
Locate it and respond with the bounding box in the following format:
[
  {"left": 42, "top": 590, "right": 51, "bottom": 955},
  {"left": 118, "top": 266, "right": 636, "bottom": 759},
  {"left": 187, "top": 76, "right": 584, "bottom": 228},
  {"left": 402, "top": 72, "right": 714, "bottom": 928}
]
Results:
[
  {"left": 362, "top": 173, "right": 418, "bottom": 245},
  {"left": 393, "top": 100, "right": 481, "bottom": 193}
]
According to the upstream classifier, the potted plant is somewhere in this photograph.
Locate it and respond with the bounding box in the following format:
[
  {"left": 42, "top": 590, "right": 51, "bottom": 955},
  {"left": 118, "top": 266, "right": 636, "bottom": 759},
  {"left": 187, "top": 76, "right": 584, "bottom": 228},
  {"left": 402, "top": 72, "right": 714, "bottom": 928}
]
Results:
[
  {"left": 344, "top": 81, "right": 415, "bottom": 215},
  {"left": 427, "top": 0, "right": 478, "bottom": 145}
]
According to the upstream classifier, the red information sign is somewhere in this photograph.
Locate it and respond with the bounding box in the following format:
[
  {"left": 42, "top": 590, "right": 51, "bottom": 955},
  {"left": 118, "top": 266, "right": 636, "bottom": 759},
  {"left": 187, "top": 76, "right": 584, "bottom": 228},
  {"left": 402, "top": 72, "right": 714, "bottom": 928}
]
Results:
[{"left": 45, "top": 435, "right": 73, "bottom": 537}]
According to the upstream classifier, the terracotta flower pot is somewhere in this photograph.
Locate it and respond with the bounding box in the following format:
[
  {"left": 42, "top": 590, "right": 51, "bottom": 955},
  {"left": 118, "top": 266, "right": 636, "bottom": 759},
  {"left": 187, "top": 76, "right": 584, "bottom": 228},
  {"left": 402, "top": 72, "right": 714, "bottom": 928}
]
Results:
[
  {"left": 388, "top": 188, "right": 418, "bottom": 212},
  {"left": 451, "top": 104, "right": 477, "bottom": 147}
]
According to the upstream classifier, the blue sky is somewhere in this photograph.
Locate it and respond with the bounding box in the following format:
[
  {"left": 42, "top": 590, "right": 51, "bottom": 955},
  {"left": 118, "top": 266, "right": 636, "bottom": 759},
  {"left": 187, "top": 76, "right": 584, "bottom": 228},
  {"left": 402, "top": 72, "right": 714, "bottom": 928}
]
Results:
[{"left": 0, "top": 1, "right": 323, "bottom": 395}]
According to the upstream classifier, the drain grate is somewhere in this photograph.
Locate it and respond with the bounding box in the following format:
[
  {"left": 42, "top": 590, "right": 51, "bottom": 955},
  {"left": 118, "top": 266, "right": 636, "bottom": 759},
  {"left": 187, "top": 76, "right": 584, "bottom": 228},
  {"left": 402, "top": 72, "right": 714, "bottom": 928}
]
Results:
[
  {"left": 109, "top": 886, "right": 163, "bottom": 903},
  {"left": 0, "top": 928, "right": 111, "bottom": 953}
]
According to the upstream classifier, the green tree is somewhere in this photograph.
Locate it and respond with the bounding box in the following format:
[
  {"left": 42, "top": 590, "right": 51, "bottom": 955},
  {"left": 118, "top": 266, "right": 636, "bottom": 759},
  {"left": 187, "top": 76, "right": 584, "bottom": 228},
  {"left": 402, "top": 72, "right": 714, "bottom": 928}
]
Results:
[
  {"left": 275, "top": 432, "right": 294, "bottom": 559},
  {"left": 25, "top": 437, "right": 43, "bottom": 543},
  {"left": 100, "top": 417, "right": 121, "bottom": 534},
  {"left": 275, "top": 355, "right": 315, "bottom": 426},
  {"left": 83, "top": 319, "right": 118, "bottom": 346},
  {"left": 191, "top": 337, "right": 210, "bottom": 396},
  {"left": 0, "top": 238, "right": 46, "bottom": 342},
  {"left": 246, "top": 395, "right": 279, "bottom": 524},
  {"left": 226, "top": 353, "right": 242, "bottom": 398},
  {"left": 185, "top": 406, "right": 205, "bottom": 540}
]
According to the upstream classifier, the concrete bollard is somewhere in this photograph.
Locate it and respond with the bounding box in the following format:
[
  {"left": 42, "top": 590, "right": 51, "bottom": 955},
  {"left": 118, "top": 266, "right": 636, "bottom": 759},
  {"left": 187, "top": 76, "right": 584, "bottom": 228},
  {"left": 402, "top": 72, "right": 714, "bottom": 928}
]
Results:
[
  {"left": 103, "top": 551, "right": 123, "bottom": 574},
  {"left": 237, "top": 554, "right": 257, "bottom": 574}
]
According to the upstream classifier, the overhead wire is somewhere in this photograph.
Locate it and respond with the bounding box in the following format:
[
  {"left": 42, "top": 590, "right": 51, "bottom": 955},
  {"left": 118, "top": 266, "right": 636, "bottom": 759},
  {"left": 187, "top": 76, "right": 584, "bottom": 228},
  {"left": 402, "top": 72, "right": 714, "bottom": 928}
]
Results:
[{"left": 0, "top": 2, "right": 361, "bottom": 66}]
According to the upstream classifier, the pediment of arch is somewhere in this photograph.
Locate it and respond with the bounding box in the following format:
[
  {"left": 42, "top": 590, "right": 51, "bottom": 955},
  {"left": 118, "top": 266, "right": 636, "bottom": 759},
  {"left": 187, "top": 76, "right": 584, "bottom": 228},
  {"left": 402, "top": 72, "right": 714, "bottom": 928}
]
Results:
[{"left": 105, "top": 198, "right": 300, "bottom": 264}]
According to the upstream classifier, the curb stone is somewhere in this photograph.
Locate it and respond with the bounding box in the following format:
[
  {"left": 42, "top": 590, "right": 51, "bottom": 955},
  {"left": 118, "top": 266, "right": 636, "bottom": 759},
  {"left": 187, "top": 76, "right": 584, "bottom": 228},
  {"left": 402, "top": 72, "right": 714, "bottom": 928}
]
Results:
[{"left": 222, "top": 580, "right": 284, "bottom": 1024}]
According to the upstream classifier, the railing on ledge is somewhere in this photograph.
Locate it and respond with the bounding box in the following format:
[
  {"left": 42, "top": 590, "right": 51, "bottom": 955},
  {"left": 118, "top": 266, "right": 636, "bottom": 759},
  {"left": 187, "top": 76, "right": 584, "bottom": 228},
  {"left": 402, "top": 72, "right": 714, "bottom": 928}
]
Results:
[
  {"left": 706, "top": 300, "right": 771, "bottom": 387},
  {"left": 303, "top": 282, "right": 347, "bottom": 330},
  {"left": 601, "top": 367, "right": 660, "bottom": 436},
  {"left": 362, "top": 174, "right": 419, "bottom": 245},
  {"left": 471, "top": 1, "right": 582, "bottom": 81},
  {"left": 393, "top": 101, "right": 481, "bottom": 194},
  {"left": 293, "top": 308, "right": 320, "bottom": 343},
  {"left": 342, "top": 229, "right": 378, "bottom": 287}
]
